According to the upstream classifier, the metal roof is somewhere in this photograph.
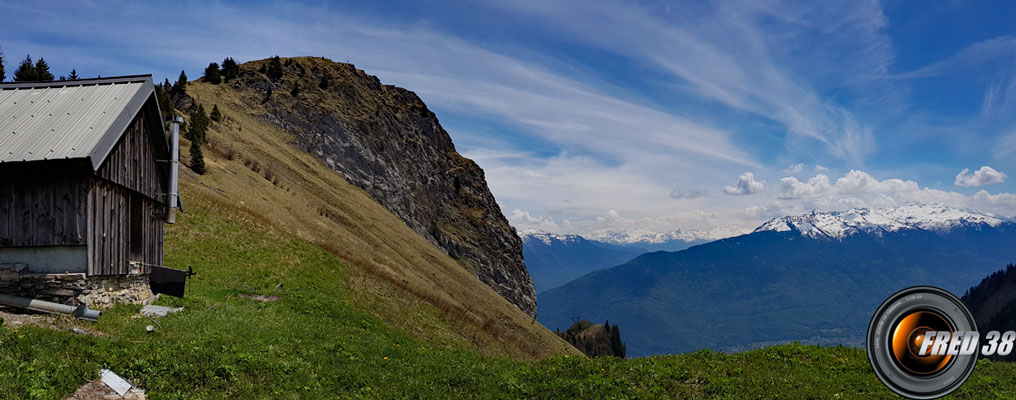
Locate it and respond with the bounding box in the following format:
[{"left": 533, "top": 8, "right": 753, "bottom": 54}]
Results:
[{"left": 0, "top": 75, "right": 157, "bottom": 169}]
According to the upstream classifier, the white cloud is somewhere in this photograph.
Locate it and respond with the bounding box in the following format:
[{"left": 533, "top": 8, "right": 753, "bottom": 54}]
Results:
[
  {"left": 955, "top": 166, "right": 1008, "bottom": 187},
  {"left": 510, "top": 209, "right": 546, "bottom": 224},
  {"left": 973, "top": 190, "right": 1016, "bottom": 203},
  {"left": 509, "top": 209, "right": 559, "bottom": 232},
  {"left": 723, "top": 172, "right": 765, "bottom": 195},
  {"left": 815, "top": 165, "right": 829, "bottom": 171},
  {"left": 670, "top": 188, "right": 708, "bottom": 199},
  {"left": 777, "top": 175, "right": 832, "bottom": 199},
  {"left": 973, "top": 190, "right": 1016, "bottom": 215},
  {"left": 835, "top": 170, "right": 920, "bottom": 195},
  {"left": 742, "top": 203, "right": 797, "bottom": 220},
  {"left": 597, "top": 209, "right": 623, "bottom": 223},
  {"left": 778, "top": 170, "right": 919, "bottom": 199},
  {"left": 783, "top": 163, "right": 805, "bottom": 174}
]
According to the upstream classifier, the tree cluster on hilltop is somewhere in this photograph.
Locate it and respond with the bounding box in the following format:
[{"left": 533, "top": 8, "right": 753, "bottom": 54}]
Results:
[
  {"left": 12, "top": 54, "right": 54, "bottom": 82},
  {"left": 555, "top": 320, "right": 626, "bottom": 358}
]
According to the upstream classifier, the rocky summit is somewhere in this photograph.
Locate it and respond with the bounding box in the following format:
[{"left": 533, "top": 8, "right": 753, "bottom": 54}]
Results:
[{"left": 220, "top": 57, "right": 535, "bottom": 316}]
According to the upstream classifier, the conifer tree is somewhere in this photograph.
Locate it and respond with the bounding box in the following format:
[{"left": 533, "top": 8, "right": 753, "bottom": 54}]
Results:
[
  {"left": 221, "top": 57, "right": 239, "bottom": 82},
  {"left": 210, "top": 104, "right": 222, "bottom": 122},
  {"left": 154, "top": 83, "right": 173, "bottom": 121},
  {"left": 34, "top": 57, "right": 54, "bottom": 81},
  {"left": 13, "top": 55, "right": 36, "bottom": 81},
  {"left": 171, "top": 70, "right": 188, "bottom": 95},
  {"left": 0, "top": 46, "right": 6, "bottom": 82},
  {"left": 266, "top": 56, "right": 283, "bottom": 81},
  {"left": 189, "top": 140, "right": 206, "bottom": 174},
  {"left": 318, "top": 75, "right": 329, "bottom": 90},
  {"left": 290, "top": 82, "right": 300, "bottom": 97},
  {"left": 187, "top": 104, "right": 210, "bottom": 144},
  {"left": 67, "top": 68, "right": 79, "bottom": 80},
  {"left": 203, "top": 62, "right": 221, "bottom": 84},
  {"left": 609, "top": 324, "right": 626, "bottom": 358}
]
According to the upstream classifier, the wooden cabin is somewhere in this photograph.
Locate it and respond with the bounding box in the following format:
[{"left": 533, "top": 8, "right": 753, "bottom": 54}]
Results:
[{"left": 0, "top": 75, "right": 178, "bottom": 287}]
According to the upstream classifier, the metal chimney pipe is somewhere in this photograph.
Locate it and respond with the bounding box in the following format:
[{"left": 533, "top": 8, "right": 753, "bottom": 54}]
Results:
[{"left": 167, "top": 116, "right": 182, "bottom": 223}]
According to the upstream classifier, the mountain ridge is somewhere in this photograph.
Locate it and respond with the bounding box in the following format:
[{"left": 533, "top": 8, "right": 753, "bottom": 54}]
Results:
[
  {"left": 538, "top": 204, "right": 1016, "bottom": 356},
  {"left": 191, "top": 57, "right": 536, "bottom": 317},
  {"left": 586, "top": 228, "right": 719, "bottom": 249},
  {"left": 169, "top": 57, "right": 577, "bottom": 358},
  {"left": 755, "top": 203, "right": 1007, "bottom": 240},
  {"left": 520, "top": 229, "right": 645, "bottom": 293}
]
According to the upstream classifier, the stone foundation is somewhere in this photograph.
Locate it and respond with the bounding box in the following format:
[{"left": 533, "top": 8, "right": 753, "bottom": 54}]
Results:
[{"left": 0, "top": 265, "right": 153, "bottom": 308}]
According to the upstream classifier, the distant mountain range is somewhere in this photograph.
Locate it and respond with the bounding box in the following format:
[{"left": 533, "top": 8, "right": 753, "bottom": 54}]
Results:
[
  {"left": 521, "top": 230, "right": 645, "bottom": 293},
  {"left": 538, "top": 204, "right": 1016, "bottom": 356},
  {"left": 754, "top": 204, "right": 1006, "bottom": 239},
  {"left": 585, "top": 229, "right": 711, "bottom": 252}
]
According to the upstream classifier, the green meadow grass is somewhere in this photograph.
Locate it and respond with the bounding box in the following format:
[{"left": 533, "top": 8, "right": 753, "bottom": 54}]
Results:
[{"left": 2, "top": 200, "right": 1016, "bottom": 399}]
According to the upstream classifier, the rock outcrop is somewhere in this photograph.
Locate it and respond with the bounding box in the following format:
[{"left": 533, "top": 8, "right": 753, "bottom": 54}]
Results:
[{"left": 219, "top": 57, "right": 535, "bottom": 316}]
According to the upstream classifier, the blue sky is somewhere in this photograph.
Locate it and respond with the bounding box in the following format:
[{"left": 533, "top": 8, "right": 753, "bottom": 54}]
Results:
[{"left": 3, "top": 0, "right": 1015, "bottom": 238}]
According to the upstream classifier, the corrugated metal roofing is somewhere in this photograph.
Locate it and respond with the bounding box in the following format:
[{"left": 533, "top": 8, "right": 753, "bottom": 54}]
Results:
[{"left": 0, "top": 75, "right": 155, "bottom": 169}]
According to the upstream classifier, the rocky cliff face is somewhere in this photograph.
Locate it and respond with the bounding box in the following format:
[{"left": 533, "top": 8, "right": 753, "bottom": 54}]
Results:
[{"left": 221, "top": 57, "right": 535, "bottom": 316}]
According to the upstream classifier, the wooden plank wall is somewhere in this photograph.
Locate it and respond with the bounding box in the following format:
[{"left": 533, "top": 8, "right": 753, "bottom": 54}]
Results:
[
  {"left": 147, "top": 198, "right": 165, "bottom": 268},
  {"left": 0, "top": 161, "right": 89, "bottom": 247},
  {"left": 87, "top": 174, "right": 167, "bottom": 275},
  {"left": 87, "top": 179, "right": 128, "bottom": 275},
  {"left": 88, "top": 104, "right": 169, "bottom": 276},
  {"left": 96, "top": 107, "right": 167, "bottom": 202}
]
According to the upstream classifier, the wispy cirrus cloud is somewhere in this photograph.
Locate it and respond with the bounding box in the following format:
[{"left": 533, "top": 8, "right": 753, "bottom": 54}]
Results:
[
  {"left": 894, "top": 36, "right": 1016, "bottom": 80},
  {"left": 480, "top": 0, "right": 892, "bottom": 164}
]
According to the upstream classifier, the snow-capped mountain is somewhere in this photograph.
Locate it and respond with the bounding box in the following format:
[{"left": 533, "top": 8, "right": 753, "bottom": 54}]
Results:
[
  {"left": 520, "top": 229, "right": 645, "bottom": 292},
  {"left": 519, "top": 229, "right": 584, "bottom": 246},
  {"left": 584, "top": 229, "right": 720, "bottom": 251},
  {"left": 586, "top": 229, "right": 689, "bottom": 245},
  {"left": 755, "top": 204, "right": 1007, "bottom": 240}
]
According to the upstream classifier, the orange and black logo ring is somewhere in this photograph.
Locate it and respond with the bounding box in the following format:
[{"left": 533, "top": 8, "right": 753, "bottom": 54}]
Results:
[{"left": 867, "top": 286, "right": 978, "bottom": 399}]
